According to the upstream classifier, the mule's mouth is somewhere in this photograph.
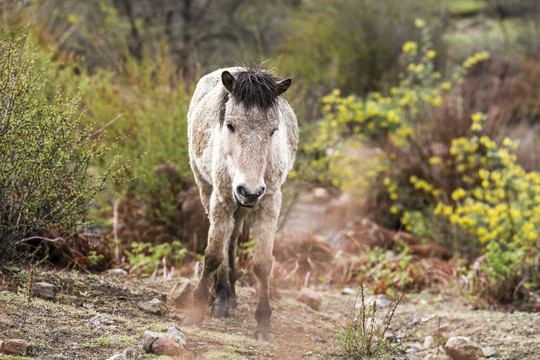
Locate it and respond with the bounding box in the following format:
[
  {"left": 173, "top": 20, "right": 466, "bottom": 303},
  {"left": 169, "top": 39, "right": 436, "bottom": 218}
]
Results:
[{"left": 234, "top": 193, "right": 256, "bottom": 208}]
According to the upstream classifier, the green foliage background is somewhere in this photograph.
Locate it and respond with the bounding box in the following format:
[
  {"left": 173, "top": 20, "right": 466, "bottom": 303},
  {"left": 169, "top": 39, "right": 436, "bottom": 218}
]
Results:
[{"left": 0, "top": 0, "right": 538, "bottom": 300}]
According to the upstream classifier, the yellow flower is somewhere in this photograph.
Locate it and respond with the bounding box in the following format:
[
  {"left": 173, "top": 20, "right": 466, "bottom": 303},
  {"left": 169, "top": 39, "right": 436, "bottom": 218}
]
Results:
[
  {"left": 402, "top": 41, "right": 418, "bottom": 55},
  {"left": 414, "top": 19, "right": 425, "bottom": 28},
  {"left": 427, "top": 50, "right": 436, "bottom": 59},
  {"left": 471, "top": 113, "right": 483, "bottom": 122},
  {"left": 441, "top": 82, "right": 451, "bottom": 91},
  {"left": 502, "top": 137, "right": 513, "bottom": 147},
  {"left": 452, "top": 188, "right": 466, "bottom": 201},
  {"left": 471, "top": 123, "right": 483, "bottom": 132},
  {"left": 428, "top": 156, "right": 441, "bottom": 165}
]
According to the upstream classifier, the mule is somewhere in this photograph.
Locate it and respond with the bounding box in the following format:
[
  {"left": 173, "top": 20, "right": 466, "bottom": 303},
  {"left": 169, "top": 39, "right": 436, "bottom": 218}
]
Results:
[{"left": 183, "top": 67, "right": 298, "bottom": 341}]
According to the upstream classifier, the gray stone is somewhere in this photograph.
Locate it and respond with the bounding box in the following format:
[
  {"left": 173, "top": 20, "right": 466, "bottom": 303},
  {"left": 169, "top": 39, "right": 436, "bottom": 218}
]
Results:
[
  {"left": 32, "top": 282, "right": 57, "bottom": 300},
  {"left": 106, "top": 354, "right": 127, "bottom": 360},
  {"left": 165, "top": 326, "right": 187, "bottom": 347},
  {"left": 89, "top": 314, "right": 115, "bottom": 332},
  {"left": 103, "top": 268, "right": 128, "bottom": 276},
  {"left": 296, "top": 287, "right": 323, "bottom": 310},
  {"left": 143, "top": 331, "right": 161, "bottom": 352},
  {"left": 138, "top": 298, "right": 168, "bottom": 315},
  {"left": 122, "top": 347, "right": 139, "bottom": 359},
  {"left": 312, "top": 187, "right": 328, "bottom": 200},
  {"left": 424, "top": 335, "right": 437, "bottom": 349},
  {"left": 341, "top": 287, "right": 355, "bottom": 295},
  {"left": 357, "top": 294, "right": 392, "bottom": 309},
  {"left": 482, "top": 346, "right": 497, "bottom": 358},
  {"left": 169, "top": 278, "right": 195, "bottom": 309},
  {"left": 445, "top": 336, "right": 484, "bottom": 360}
]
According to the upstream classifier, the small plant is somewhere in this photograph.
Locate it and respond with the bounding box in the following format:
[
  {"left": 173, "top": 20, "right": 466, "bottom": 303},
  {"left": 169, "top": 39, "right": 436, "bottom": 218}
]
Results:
[
  {"left": 88, "top": 251, "right": 104, "bottom": 267},
  {"left": 335, "top": 283, "right": 431, "bottom": 359},
  {"left": 359, "top": 244, "right": 421, "bottom": 296},
  {"left": 125, "top": 240, "right": 187, "bottom": 276}
]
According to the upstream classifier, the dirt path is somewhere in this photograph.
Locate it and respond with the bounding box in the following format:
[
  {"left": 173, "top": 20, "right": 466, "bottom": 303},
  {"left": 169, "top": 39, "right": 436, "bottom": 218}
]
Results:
[{"left": 1, "top": 269, "right": 539, "bottom": 359}]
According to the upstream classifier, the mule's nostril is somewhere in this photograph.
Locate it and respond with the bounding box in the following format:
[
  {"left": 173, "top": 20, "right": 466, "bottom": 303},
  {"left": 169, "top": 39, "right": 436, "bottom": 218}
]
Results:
[
  {"left": 236, "top": 185, "right": 246, "bottom": 197},
  {"left": 257, "top": 186, "right": 266, "bottom": 197}
]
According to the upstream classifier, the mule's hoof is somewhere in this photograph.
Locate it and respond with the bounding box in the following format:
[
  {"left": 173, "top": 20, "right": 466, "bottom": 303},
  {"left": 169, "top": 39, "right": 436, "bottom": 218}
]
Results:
[
  {"left": 211, "top": 302, "right": 229, "bottom": 318},
  {"left": 255, "top": 330, "right": 275, "bottom": 342},
  {"left": 180, "top": 314, "right": 203, "bottom": 327},
  {"left": 228, "top": 297, "right": 237, "bottom": 308}
]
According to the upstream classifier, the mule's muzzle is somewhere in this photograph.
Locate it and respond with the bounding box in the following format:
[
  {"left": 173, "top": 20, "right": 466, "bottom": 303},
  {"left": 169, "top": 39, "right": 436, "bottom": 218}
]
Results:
[{"left": 235, "top": 185, "right": 265, "bottom": 207}]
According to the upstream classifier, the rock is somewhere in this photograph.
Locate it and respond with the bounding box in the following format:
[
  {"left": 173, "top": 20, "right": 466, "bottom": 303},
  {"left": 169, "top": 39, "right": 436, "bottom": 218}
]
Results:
[
  {"left": 296, "top": 287, "right": 323, "bottom": 310},
  {"left": 357, "top": 294, "right": 392, "bottom": 309},
  {"left": 103, "top": 268, "right": 127, "bottom": 276},
  {"left": 445, "top": 336, "right": 484, "bottom": 360},
  {"left": 143, "top": 331, "right": 161, "bottom": 352},
  {"left": 170, "top": 278, "right": 195, "bottom": 309},
  {"left": 312, "top": 187, "right": 328, "bottom": 200},
  {"left": 138, "top": 298, "right": 168, "bottom": 315},
  {"left": 89, "top": 314, "right": 115, "bottom": 332},
  {"left": 151, "top": 337, "right": 183, "bottom": 356},
  {"left": 123, "top": 347, "right": 139, "bottom": 359},
  {"left": 32, "top": 282, "right": 57, "bottom": 300},
  {"left": 143, "top": 326, "right": 186, "bottom": 352},
  {"left": 2, "top": 339, "right": 29, "bottom": 355},
  {"left": 341, "top": 287, "right": 355, "bottom": 295},
  {"left": 425, "top": 354, "right": 452, "bottom": 360},
  {"left": 106, "top": 354, "right": 127, "bottom": 360},
  {"left": 407, "top": 342, "right": 424, "bottom": 353},
  {"left": 424, "top": 335, "right": 437, "bottom": 349},
  {"left": 165, "top": 326, "right": 187, "bottom": 347},
  {"left": 482, "top": 347, "right": 497, "bottom": 358},
  {"left": 435, "top": 324, "right": 457, "bottom": 342}
]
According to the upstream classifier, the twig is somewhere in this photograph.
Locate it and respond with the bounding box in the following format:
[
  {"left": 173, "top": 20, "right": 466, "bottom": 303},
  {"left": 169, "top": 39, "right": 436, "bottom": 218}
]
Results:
[
  {"left": 162, "top": 257, "right": 167, "bottom": 279},
  {"left": 129, "top": 260, "right": 148, "bottom": 274},
  {"left": 304, "top": 271, "right": 311, "bottom": 288},
  {"left": 90, "top": 114, "right": 123, "bottom": 138},
  {"left": 15, "top": 236, "right": 63, "bottom": 244},
  {"left": 113, "top": 199, "right": 120, "bottom": 262}
]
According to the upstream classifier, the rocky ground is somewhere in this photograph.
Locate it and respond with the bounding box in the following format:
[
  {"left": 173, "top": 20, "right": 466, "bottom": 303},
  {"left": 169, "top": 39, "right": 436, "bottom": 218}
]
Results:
[{"left": 1, "top": 267, "right": 539, "bottom": 360}]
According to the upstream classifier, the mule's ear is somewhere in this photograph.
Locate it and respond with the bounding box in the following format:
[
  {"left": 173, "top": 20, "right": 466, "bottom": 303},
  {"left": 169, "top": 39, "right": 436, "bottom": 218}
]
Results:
[
  {"left": 222, "top": 71, "right": 235, "bottom": 93},
  {"left": 276, "top": 78, "right": 292, "bottom": 96}
]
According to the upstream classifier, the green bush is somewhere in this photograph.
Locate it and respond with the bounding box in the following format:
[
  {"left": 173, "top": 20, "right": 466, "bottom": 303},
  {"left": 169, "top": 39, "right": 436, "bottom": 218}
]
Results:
[
  {"left": 0, "top": 36, "right": 120, "bottom": 260},
  {"left": 278, "top": 0, "right": 445, "bottom": 99}
]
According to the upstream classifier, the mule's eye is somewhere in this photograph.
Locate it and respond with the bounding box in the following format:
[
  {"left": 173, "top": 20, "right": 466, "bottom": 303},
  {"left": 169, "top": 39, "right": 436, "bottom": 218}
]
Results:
[
  {"left": 270, "top": 128, "right": 278, "bottom": 136},
  {"left": 226, "top": 123, "right": 235, "bottom": 133}
]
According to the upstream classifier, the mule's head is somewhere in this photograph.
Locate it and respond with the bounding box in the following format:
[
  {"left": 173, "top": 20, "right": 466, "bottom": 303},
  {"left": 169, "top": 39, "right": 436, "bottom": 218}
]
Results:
[{"left": 220, "top": 69, "right": 291, "bottom": 207}]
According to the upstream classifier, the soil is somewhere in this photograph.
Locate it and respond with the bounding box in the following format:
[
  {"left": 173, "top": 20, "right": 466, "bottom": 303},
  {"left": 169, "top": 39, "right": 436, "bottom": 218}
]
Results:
[{"left": 1, "top": 268, "right": 539, "bottom": 360}]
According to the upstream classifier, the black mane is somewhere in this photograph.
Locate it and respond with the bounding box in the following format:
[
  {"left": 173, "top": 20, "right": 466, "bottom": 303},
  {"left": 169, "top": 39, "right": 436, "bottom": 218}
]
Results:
[{"left": 231, "top": 68, "right": 282, "bottom": 111}]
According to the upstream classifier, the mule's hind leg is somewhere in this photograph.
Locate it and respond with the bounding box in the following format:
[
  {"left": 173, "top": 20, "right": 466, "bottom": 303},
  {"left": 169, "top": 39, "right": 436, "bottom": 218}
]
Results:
[
  {"left": 212, "top": 207, "right": 247, "bottom": 317},
  {"left": 181, "top": 198, "right": 234, "bottom": 326},
  {"left": 251, "top": 193, "right": 281, "bottom": 341}
]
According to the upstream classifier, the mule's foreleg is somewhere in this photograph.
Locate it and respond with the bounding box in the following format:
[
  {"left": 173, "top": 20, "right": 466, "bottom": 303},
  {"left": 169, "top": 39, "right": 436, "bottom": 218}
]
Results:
[
  {"left": 212, "top": 207, "right": 248, "bottom": 317},
  {"left": 183, "top": 198, "right": 234, "bottom": 325},
  {"left": 251, "top": 192, "right": 281, "bottom": 341}
]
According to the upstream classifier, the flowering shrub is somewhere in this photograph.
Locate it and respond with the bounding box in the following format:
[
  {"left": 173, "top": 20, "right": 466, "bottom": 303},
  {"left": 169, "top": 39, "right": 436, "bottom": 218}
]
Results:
[{"left": 311, "top": 21, "right": 539, "bottom": 303}]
